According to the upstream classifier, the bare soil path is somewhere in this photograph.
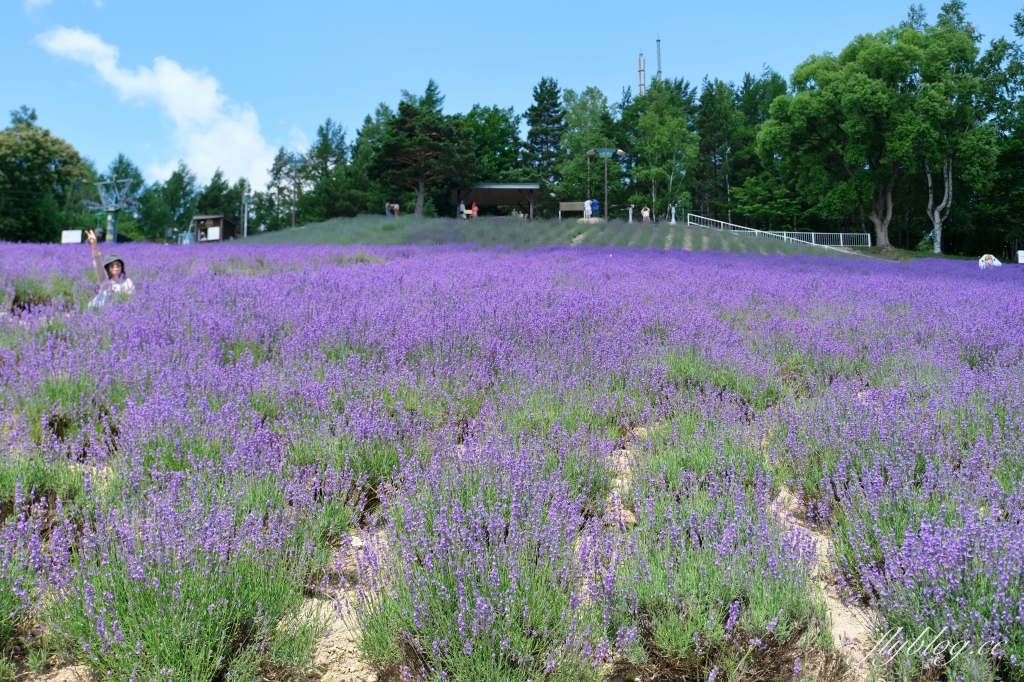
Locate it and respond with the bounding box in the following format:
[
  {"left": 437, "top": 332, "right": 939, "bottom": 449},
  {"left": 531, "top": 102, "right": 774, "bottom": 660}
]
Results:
[{"left": 772, "top": 488, "right": 878, "bottom": 682}]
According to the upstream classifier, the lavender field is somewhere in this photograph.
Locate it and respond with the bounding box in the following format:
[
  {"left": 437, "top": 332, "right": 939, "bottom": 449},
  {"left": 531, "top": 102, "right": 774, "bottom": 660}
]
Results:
[{"left": 0, "top": 243, "right": 1022, "bottom": 682}]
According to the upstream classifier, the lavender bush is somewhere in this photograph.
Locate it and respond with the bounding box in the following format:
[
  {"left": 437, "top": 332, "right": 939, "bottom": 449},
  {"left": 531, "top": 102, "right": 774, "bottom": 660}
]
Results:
[
  {"left": 0, "top": 241, "right": 1021, "bottom": 680},
  {"left": 46, "top": 479, "right": 330, "bottom": 681},
  {"left": 356, "top": 433, "right": 616, "bottom": 681}
]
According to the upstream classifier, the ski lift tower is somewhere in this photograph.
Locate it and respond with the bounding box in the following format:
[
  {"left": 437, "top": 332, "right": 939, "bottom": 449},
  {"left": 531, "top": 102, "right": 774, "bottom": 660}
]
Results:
[{"left": 83, "top": 178, "right": 140, "bottom": 243}]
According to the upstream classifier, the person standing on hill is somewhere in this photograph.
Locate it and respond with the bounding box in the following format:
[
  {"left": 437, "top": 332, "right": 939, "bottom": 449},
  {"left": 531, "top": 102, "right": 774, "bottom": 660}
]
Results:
[
  {"left": 392, "top": 202, "right": 400, "bottom": 217},
  {"left": 641, "top": 206, "right": 651, "bottom": 223},
  {"left": 591, "top": 199, "right": 599, "bottom": 219},
  {"left": 86, "top": 229, "right": 134, "bottom": 308},
  {"left": 471, "top": 202, "right": 479, "bottom": 218},
  {"left": 458, "top": 200, "right": 466, "bottom": 219},
  {"left": 583, "top": 199, "right": 592, "bottom": 218}
]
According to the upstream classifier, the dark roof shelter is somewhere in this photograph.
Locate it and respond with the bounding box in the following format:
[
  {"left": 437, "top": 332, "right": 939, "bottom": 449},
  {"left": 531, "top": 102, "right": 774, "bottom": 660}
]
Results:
[
  {"left": 452, "top": 183, "right": 541, "bottom": 219},
  {"left": 190, "top": 215, "right": 237, "bottom": 242}
]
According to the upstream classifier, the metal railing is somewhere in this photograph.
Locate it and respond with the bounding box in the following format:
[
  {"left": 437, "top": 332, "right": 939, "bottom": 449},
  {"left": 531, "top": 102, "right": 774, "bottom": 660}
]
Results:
[{"left": 686, "top": 214, "right": 872, "bottom": 254}]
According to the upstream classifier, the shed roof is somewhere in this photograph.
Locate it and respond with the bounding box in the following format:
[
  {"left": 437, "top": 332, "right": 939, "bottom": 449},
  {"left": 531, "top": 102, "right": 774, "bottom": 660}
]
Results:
[
  {"left": 453, "top": 183, "right": 540, "bottom": 207},
  {"left": 191, "top": 215, "right": 237, "bottom": 226}
]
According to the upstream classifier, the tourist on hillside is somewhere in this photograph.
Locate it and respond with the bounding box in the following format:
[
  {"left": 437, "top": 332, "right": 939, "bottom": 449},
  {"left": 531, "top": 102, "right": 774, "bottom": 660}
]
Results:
[
  {"left": 385, "top": 202, "right": 392, "bottom": 217},
  {"left": 591, "top": 199, "right": 599, "bottom": 218},
  {"left": 472, "top": 202, "right": 479, "bottom": 218},
  {"left": 392, "top": 202, "right": 400, "bottom": 217},
  {"left": 86, "top": 229, "right": 134, "bottom": 308},
  {"left": 641, "top": 206, "right": 651, "bottom": 223},
  {"left": 583, "top": 199, "right": 592, "bottom": 218},
  {"left": 459, "top": 201, "right": 466, "bottom": 219}
]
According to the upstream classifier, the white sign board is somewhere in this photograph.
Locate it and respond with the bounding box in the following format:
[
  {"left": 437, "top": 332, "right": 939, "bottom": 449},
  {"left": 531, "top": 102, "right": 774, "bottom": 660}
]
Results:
[
  {"left": 207, "top": 226, "right": 221, "bottom": 241},
  {"left": 61, "top": 230, "right": 83, "bottom": 244},
  {"left": 1018, "top": 250, "right": 1024, "bottom": 264}
]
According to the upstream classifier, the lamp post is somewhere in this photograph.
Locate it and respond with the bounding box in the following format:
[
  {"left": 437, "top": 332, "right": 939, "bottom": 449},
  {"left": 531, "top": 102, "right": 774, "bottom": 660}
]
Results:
[
  {"left": 243, "top": 191, "right": 253, "bottom": 238},
  {"left": 586, "top": 148, "right": 625, "bottom": 222}
]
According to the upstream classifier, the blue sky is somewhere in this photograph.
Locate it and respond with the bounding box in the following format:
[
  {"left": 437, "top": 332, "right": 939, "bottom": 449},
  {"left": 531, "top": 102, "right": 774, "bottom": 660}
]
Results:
[{"left": 1, "top": 0, "right": 1017, "bottom": 187}]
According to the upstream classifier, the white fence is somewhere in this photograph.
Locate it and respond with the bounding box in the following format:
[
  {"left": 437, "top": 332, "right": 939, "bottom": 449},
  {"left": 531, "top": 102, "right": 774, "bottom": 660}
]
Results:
[{"left": 686, "top": 214, "right": 872, "bottom": 254}]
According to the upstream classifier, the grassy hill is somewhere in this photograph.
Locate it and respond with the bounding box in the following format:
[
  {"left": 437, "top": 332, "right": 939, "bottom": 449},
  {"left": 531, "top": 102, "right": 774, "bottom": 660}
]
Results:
[{"left": 242, "top": 215, "right": 866, "bottom": 257}]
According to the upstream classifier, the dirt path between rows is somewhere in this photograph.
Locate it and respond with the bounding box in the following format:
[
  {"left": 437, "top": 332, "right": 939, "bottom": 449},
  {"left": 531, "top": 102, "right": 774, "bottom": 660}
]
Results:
[{"left": 772, "top": 488, "right": 877, "bottom": 682}]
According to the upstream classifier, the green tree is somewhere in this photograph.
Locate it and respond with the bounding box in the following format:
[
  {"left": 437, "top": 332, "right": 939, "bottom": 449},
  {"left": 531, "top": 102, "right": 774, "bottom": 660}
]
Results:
[
  {"left": 730, "top": 69, "right": 791, "bottom": 228},
  {"left": 254, "top": 148, "right": 307, "bottom": 231},
  {"left": 461, "top": 105, "right": 524, "bottom": 183},
  {"left": 974, "top": 10, "right": 1024, "bottom": 258},
  {"left": 692, "top": 78, "right": 741, "bottom": 220},
  {"left": 300, "top": 118, "right": 351, "bottom": 222},
  {"left": 369, "top": 81, "right": 474, "bottom": 215},
  {"left": 900, "top": 2, "right": 998, "bottom": 253},
  {"left": 101, "top": 153, "right": 146, "bottom": 198},
  {"left": 196, "top": 169, "right": 246, "bottom": 226},
  {"left": 0, "top": 107, "right": 90, "bottom": 242},
  {"left": 138, "top": 162, "right": 199, "bottom": 238},
  {"left": 631, "top": 79, "right": 697, "bottom": 220},
  {"left": 556, "top": 87, "right": 617, "bottom": 203},
  {"left": 342, "top": 104, "right": 395, "bottom": 217},
  {"left": 759, "top": 28, "right": 919, "bottom": 248},
  {"left": 523, "top": 77, "right": 566, "bottom": 196}
]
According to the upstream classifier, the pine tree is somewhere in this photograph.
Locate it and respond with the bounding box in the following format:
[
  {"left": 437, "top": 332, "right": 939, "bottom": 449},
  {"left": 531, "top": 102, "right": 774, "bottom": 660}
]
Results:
[
  {"left": 523, "top": 77, "right": 565, "bottom": 190},
  {"left": 369, "top": 81, "right": 474, "bottom": 215}
]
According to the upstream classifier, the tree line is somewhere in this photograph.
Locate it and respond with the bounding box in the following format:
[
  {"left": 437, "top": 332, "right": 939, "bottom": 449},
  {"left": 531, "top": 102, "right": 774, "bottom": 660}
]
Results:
[{"left": 2, "top": 2, "right": 1022, "bottom": 256}]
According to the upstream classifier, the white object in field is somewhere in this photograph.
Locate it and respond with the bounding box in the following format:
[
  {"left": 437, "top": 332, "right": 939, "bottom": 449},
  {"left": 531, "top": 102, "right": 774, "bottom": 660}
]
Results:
[
  {"left": 978, "top": 254, "right": 1001, "bottom": 269},
  {"left": 1018, "top": 250, "right": 1024, "bottom": 264},
  {"left": 61, "top": 230, "right": 83, "bottom": 244},
  {"left": 207, "top": 227, "right": 221, "bottom": 241}
]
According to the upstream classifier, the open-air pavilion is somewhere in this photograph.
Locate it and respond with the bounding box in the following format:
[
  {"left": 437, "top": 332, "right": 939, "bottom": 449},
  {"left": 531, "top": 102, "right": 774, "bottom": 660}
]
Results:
[{"left": 451, "top": 183, "right": 540, "bottom": 219}]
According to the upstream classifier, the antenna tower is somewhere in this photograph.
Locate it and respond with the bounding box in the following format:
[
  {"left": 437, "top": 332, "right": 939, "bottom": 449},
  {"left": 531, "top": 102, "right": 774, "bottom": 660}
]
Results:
[
  {"left": 83, "top": 178, "right": 140, "bottom": 244},
  {"left": 656, "top": 38, "right": 662, "bottom": 80},
  {"left": 638, "top": 52, "right": 646, "bottom": 96}
]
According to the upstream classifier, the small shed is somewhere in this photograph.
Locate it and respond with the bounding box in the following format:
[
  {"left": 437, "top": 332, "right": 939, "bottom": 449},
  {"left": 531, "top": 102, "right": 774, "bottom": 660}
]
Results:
[
  {"left": 190, "top": 215, "right": 237, "bottom": 242},
  {"left": 452, "top": 183, "right": 540, "bottom": 218}
]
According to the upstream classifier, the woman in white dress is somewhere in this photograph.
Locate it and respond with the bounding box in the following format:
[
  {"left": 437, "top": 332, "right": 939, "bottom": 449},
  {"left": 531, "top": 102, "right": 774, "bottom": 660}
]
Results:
[{"left": 86, "top": 229, "right": 135, "bottom": 308}]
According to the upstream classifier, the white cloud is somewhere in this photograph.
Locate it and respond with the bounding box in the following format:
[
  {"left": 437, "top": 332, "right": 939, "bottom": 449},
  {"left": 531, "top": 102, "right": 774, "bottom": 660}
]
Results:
[
  {"left": 36, "top": 26, "right": 275, "bottom": 186},
  {"left": 24, "top": 0, "right": 54, "bottom": 9}
]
